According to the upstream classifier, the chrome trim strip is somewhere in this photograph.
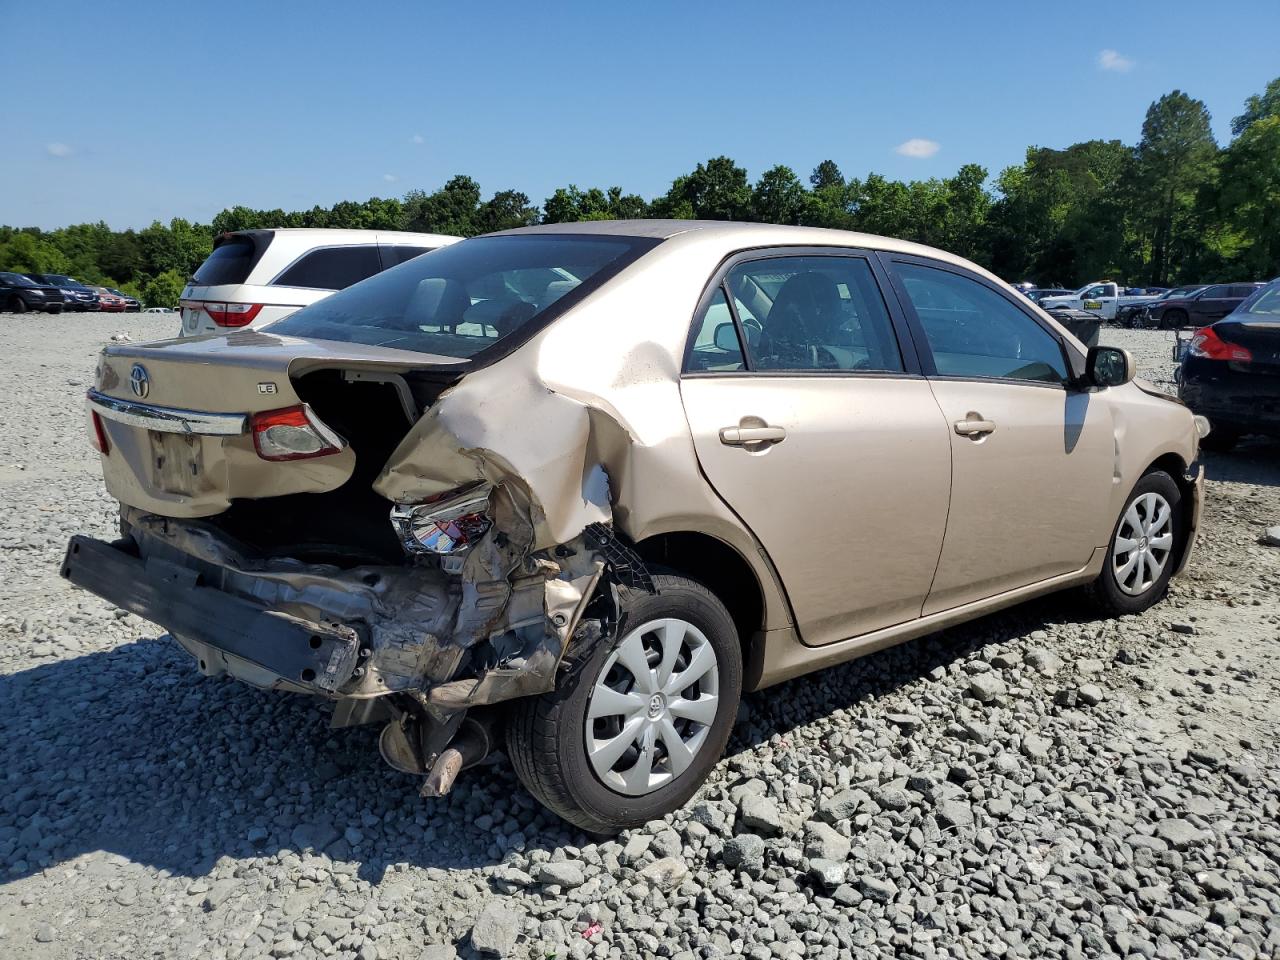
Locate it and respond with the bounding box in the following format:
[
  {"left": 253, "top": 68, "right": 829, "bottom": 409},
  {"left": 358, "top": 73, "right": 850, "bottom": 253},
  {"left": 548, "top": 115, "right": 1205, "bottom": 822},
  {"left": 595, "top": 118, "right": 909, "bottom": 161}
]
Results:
[{"left": 87, "top": 390, "right": 247, "bottom": 436}]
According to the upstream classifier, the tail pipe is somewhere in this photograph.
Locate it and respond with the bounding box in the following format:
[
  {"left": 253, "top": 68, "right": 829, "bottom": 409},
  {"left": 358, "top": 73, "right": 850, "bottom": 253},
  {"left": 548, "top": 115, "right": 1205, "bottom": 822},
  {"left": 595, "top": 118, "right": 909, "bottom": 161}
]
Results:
[{"left": 420, "top": 717, "right": 495, "bottom": 798}]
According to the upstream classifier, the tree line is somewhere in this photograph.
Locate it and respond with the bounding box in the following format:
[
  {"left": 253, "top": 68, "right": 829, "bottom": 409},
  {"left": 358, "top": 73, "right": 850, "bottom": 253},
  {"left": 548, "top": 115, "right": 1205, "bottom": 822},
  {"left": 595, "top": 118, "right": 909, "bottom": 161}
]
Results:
[{"left": 2, "top": 77, "right": 1277, "bottom": 307}]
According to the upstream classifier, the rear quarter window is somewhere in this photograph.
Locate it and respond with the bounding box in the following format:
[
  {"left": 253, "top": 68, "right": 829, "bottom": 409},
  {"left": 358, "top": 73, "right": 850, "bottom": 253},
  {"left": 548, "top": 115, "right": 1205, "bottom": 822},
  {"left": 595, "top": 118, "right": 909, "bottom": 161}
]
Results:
[{"left": 273, "top": 245, "right": 383, "bottom": 290}]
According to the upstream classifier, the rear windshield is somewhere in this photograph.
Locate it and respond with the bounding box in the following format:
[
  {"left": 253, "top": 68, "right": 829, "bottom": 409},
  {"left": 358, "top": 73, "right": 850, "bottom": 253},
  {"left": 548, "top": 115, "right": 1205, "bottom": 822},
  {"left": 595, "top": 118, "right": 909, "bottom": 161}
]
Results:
[
  {"left": 192, "top": 236, "right": 259, "bottom": 285},
  {"left": 1234, "top": 282, "right": 1280, "bottom": 319},
  {"left": 267, "top": 235, "right": 656, "bottom": 359}
]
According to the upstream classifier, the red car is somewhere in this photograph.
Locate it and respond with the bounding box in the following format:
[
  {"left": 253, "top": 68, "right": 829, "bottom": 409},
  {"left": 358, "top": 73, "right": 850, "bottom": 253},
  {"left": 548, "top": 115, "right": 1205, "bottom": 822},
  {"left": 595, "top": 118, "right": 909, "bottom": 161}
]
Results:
[{"left": 93, "top": 287, "right": 129, "bottom": 312}]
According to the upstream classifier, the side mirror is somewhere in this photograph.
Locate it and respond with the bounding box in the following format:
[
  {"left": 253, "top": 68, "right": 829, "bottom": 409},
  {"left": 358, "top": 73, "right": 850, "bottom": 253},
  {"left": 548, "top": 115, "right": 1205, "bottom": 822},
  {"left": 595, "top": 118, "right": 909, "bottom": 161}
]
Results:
[
  {"left": 714, "top": 322, "right": 745, "bottom": 353},
  {"left": 1086, "top": 345, "right": 1135, "bottom": 387}
]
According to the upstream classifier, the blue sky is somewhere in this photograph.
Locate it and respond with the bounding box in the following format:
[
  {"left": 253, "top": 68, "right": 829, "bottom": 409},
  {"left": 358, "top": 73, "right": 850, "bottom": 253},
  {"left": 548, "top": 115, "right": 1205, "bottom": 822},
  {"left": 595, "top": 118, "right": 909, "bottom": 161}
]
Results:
[{"left": 5, "top": 0, "right": 1278, "bottom": 230}]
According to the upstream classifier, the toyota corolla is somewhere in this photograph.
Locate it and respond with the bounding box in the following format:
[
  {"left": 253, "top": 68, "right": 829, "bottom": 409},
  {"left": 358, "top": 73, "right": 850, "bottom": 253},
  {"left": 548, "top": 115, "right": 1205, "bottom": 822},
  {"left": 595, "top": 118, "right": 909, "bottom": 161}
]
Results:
[{"left": 64, "top": 221, "right": 1205, "bottom": 833}]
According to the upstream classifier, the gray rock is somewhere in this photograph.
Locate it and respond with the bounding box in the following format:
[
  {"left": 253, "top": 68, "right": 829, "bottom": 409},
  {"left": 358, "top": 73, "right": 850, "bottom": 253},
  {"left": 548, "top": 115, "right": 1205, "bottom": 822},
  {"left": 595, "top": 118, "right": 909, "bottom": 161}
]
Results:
[
  {"left": 1261, "top": 524, "right": 1280, "bottom": 547},
  {"left": 1076, "top": 683, "right": 1105, "bottom": 706},
  {"left": 804, "top": 821, "right": 851, "bottom": 861},
  {"left": 738, "top": 793, "right": 784, "bottom": 834},
  {"left": 1154, "top": 818, "right": 1204, "bottom": 850},
  {"left": 860, "top": 875, "right": 897, "bottom": 904},
  {"left": 968, "top": 674, "right": 1007, "bottom": 703},
  {"left": 935, "top": 800, "right": 975, "bottom": 832},
  {"left": 636, "top": 856, "right": 689, "bottom": 892},
  {"left": 722, "top": 834, "right": 766, "bottom": 873},
  {"left": 1022, "top": 733, "right": 1052, "bottom": 761},
  {"left": 290, "top": 820, "right": 339, "bottom": 851},
  {"left": 807, "top": 858, "right": 847, "bottom": 888},
  {"left": 536, "top": 861, "right": 585, "bottom": 888},
  {"left": 418, "top": 945, "right": 457, "bottom": 960},
  {"left": 470, "top": 902, "right": 520, "bottom": 957}
]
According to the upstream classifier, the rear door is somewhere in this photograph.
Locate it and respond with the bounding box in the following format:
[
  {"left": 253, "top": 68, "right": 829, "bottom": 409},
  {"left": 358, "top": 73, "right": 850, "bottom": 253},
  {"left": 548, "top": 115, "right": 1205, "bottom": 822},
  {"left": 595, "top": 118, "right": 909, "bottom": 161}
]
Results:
[
  {"left": 882, "top": 255, "right": 1115, "bottom": 614},
  {"left": 680, "top": 249, "right": 952, "bottom": 645},
  {"left": 1189, "top": 285, "right": 1233, "bottom": 323}
]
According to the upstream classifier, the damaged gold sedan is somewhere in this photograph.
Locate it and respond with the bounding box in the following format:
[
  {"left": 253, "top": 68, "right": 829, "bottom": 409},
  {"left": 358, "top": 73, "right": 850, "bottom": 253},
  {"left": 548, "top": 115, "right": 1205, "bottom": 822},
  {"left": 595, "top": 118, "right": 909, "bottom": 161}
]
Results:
[{"left": 64, "top": 221, "right": 1205, "bottom": 832}]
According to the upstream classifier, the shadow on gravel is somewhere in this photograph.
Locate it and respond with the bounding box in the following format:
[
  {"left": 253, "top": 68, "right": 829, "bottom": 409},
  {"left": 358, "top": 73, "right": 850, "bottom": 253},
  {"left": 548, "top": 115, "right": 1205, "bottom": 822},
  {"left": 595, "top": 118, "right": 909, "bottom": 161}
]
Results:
[
  {"left": 1, "top": 586, "right": 1110, "bottom": 888},
  {"left": 1201, "top": 439, "right": 1280, "bottom": 487}
]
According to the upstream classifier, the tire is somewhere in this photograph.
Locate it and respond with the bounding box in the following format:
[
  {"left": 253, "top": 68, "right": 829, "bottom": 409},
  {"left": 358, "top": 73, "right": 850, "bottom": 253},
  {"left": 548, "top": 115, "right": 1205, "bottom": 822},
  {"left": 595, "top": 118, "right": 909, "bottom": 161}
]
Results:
[
  {"left": 1162, "top": 308, "right": 1188, "bottom": 330},
  {"left": 1085, "top": 470, "right": 1183, "bottom": 617},
  {"left": 9, "top": 295, "right": 27, "bottom": 313},
  {"left": 1200, "top": 427, "right": 1239, "bottom": 453},
  {"left": 508, "top": 573, "right": 742, "bottom": 835}
]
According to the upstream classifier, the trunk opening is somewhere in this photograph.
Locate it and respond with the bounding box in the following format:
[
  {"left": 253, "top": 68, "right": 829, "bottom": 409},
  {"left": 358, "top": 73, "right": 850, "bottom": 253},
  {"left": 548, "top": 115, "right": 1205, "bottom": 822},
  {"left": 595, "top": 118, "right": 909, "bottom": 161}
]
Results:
[{"left": 204, "top": 367, "right": 456, "bottom": 566}]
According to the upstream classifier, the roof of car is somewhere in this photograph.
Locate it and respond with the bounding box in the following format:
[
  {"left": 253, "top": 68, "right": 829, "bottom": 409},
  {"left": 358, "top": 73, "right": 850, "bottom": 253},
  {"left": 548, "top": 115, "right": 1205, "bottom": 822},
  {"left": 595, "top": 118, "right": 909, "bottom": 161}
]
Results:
[
  {"left": 489, "top": 219, "right": 999, "bottom": 282},
  {"left": 225, "top": 228, "right": 460, "bottom": 243}
]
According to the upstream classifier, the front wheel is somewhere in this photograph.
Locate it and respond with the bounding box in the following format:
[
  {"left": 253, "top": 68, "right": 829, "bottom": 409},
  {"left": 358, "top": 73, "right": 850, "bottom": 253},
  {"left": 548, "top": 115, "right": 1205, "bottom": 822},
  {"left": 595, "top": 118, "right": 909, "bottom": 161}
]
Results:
[
  {"left": 9, "top": 295, "right": 27, "bottom": 313},
  {"left": 1085, "top": 470, "right": 1182, "bottom": 616},
  {"left": 508, "top": 573, "right": 742, "bottom": 834}
]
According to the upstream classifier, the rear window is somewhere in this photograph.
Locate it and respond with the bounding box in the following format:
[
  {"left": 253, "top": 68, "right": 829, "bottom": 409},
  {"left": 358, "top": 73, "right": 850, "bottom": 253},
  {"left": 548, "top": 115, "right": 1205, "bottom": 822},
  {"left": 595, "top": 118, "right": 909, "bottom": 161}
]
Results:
[
  {"left": 192, "top": 236, "right": 258, "bottom": 286},
  {"left": 383, "top": 245, "right": 434, "bottom": 267},
  {"left": 268, "top": 235, "right": 656, "bottom": 359},
  {"left": 273, "top": 245, "right": 383, "bottom": 290},
  {"left": 1235, "top": 282, "right": 1280, "bottom": 318}
]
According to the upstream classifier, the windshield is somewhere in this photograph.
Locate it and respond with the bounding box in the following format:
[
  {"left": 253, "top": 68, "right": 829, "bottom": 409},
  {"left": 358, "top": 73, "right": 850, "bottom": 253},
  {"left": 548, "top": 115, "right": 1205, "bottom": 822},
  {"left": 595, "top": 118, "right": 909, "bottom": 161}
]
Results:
[
  {"left": 0, "top": 272, "right": 35, "bottom": 287},
  {"left": 268, "top": 234, "right": 657, "bottom": 359},
  {"left": 41, "top": 274, "right": 87, "bottom": 288},
  {"left": 1234, "top": 281, "right": 1280, "bottom": 319}
]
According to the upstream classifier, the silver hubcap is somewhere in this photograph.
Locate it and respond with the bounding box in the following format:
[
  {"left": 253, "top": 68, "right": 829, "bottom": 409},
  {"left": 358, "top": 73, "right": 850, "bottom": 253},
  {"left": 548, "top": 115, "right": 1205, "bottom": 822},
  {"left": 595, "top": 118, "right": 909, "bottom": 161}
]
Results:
[
  {"left": 584, "top": 617, "right": 720, "bottom": 796},
  {"left": 1112, "top": 492, "right": 1174, "bottom": 596}
]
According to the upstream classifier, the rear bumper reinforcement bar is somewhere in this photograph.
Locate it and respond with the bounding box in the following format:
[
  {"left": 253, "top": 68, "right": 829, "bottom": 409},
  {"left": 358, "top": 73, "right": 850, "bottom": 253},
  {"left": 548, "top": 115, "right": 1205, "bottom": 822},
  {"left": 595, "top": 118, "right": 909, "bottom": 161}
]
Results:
[{"left": 61, "top": 535, "right": 361, "bottom": 693}]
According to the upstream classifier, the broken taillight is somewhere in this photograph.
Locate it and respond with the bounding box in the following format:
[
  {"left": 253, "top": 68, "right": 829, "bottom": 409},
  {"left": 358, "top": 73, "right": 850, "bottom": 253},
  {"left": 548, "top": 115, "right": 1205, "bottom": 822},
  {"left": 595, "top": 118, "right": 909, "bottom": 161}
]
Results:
[
  {"left": 250, "top": 405, "right": 345, "bottom": 461},
  {"left": 389, "top": 489, "right": 492, "bottom": 557},
  {"left": 90, "top": 410, "right": 110, "bottom": 455}
]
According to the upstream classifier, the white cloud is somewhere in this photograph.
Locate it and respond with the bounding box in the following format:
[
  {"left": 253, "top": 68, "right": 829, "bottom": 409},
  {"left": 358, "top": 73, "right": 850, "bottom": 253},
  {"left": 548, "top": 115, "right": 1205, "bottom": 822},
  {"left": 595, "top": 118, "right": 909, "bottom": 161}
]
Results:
[
  {"left": 895, "top": 138, "right": 939, "bottom": 159},
  {"left": 46, "top": 142, "right": 74, "bottom": 158},
  {"left": 382, "top": 173, "right": 398, "bottom": 183},
  {"left": 409, "top": 134, "right": 425, "bottom": 144},
  {"left": 1097, "top": 49, "right": 1134, "bottom": 72}
]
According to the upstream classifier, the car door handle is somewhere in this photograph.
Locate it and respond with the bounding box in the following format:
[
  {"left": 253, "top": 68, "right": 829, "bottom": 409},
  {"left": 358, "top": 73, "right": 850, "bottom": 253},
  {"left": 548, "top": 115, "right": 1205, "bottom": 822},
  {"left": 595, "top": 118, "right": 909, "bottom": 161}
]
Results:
[
  {"left": 719, "top": 425, "right": 787, "bottom": 446},
  {"left": 954, "top": 416, "right": 996, "bottom": 438}
]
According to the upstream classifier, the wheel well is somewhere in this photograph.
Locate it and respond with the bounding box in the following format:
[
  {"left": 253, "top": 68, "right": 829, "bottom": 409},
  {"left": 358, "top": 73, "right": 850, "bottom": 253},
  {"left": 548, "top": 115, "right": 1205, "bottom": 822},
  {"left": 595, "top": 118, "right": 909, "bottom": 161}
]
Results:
[
  {"left": 1145, "top": 452, "right": 1194, "bottom": 558},
  {"left": 634, "top": 532, "right": 765, "bottom": 655}
]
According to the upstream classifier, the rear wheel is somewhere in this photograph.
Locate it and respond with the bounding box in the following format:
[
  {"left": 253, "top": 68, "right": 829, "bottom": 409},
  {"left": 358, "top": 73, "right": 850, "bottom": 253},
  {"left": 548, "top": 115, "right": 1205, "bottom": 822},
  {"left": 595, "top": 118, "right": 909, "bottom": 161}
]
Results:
[
  {"left": 1086, "top": 470, "right": 1182, "bottom": 616},
  {"left": 1162, "top": 308, "right": 1188, "bottom": 330},
  {"left": 508, "top": 573, "right": 742, "bottom": 834}
]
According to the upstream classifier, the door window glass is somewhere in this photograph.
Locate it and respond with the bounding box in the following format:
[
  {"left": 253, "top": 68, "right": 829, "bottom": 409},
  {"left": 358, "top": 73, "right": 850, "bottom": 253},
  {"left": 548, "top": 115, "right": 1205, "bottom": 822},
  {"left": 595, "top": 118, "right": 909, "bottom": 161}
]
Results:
[
  {"left": 686, "top": 288, "right": 745, "bottom": 372},
  {"left": 724, "top": 256, "right": 903, "bottom": 372},
  {"left": 896, "top": 262, "right": 1068, "bottom": 384},
  {"left": 1199, "top": 284, "right": 1230, "bottom": 298},
  {"left": 273, "top": 245, "right": 383, "bottom": 290}
]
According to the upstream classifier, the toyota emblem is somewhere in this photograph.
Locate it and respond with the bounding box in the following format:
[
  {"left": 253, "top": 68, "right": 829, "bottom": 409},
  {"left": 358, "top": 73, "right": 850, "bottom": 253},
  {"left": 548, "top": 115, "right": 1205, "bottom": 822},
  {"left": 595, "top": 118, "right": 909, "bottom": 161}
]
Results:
[{"left": 129, "top": 363, "right": 150, "bottom": 399}]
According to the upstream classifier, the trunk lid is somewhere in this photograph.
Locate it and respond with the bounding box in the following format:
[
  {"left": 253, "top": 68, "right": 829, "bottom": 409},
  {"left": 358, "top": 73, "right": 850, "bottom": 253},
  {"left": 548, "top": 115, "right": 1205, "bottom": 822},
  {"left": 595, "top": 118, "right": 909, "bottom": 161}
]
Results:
[
  {"left": 1216, "top": 319, "right": 1280, "bottom": 372},
  {"left": 91, "top": 331, "right": 466, "bottom": 519}
]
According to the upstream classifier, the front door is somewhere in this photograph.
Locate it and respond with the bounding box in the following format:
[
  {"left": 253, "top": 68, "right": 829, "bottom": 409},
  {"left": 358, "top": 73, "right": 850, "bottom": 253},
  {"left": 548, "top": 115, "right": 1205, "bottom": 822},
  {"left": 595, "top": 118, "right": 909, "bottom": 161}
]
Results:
[
  {"left": 885, "top": 257, "right": 1115, "bottom": 614},
  {"left": 680, "top": 251, "right": 952, "bottom": 645}
]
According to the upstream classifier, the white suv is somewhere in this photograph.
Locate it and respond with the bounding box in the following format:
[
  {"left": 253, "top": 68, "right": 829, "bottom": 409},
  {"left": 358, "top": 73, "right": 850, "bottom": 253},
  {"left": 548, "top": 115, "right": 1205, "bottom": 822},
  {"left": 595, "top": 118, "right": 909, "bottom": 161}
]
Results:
[{"left": 179, "top": 228, "right": 460, "bottom": 336}]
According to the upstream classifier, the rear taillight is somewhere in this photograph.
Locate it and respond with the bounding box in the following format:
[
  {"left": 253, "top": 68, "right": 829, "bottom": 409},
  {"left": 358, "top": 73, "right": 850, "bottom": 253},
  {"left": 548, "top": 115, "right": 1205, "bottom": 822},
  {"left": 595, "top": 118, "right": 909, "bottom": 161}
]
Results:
[
  {"left": 1188, "top": 326, "right": 1252, "bottom": 362},
  {"left": 390, "top": 488, "right": 493, "bottom": 557},
  {"left": 90, "top": 411, "right": 110, "bottom": 455},
  {"left": 249, "top": 405, "right": 344, "bottom": 461},
  {"left": 198, "top": 302, "right": 263, "bottom": 327}
]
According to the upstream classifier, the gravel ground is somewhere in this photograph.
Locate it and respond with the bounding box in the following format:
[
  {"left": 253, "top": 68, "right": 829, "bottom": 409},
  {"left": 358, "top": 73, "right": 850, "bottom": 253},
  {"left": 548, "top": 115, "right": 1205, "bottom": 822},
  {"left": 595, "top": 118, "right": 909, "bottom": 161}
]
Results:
[{"left": 1, "top": 313, "right": 1278, "bottom": 960}]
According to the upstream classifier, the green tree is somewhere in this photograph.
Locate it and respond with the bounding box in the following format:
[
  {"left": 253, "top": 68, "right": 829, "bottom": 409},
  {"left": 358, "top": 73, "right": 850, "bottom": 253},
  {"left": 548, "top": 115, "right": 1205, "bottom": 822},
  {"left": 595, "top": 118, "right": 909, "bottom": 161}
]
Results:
[
  {"left": 403, "top": 176, "right": 483, "bottom": 235},
  {"left": 1131, "top": 91, "right": 1218, "bottom": 284},
  {"left": 1231, "top": 76, "right": 1280, "bottom": 137},
  {"left": 750, "top": 165, "right": 808, "bottom": 225},
  {"left": 141, "top": 269, "right": 186, "bottom": 308},
  {"left": 474, "top": 190, "right": 539, "bottom": 234},
  {"left": 1216, "top": 115, "right": 1280, "bottom": 278},
  {"left": 0, "top": 232, "right": 70, "bottom": 274},
  {"left": 651, "top": 157, "right": 751, "bottom": 220}
]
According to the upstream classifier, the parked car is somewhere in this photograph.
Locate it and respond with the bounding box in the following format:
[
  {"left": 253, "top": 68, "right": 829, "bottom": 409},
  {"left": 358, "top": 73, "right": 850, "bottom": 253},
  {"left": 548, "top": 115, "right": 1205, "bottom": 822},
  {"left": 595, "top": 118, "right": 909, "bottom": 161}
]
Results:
[
  {"left": 1117, "top": 285, "right": 1202, "bottom": 327},
  {"left": 92, "top": 287, "right": 129, "bottom": 312},
  {"left": 1037, "top": 281, "right": 1156, "bottom": 320},
  {"left": 27, "top": 274, "right": 100, "bottom": 311},
  {"left": 65, "top": 221, "right": 1205, "bottom": 833},
  {"left": 179, "top": 228, "right": 460, "bottom": 337},
  {"left": 1, "top": 271, "right": 65, "bottom": 313},
  {"left": 1176, "top": 278, "right": 1280, "bottom": 451},
  {"left": 1024, "top": 287, "right": 1075, "bottom": 304},
  {"left": 143, "top": 306, "right": 173, "bottom": 314},
  {"left": 108, "top": 288, "right": 141, "bottom": 311},
  {"left": 1142, "top": 282, "right": 1264, "bottom": 329}
]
